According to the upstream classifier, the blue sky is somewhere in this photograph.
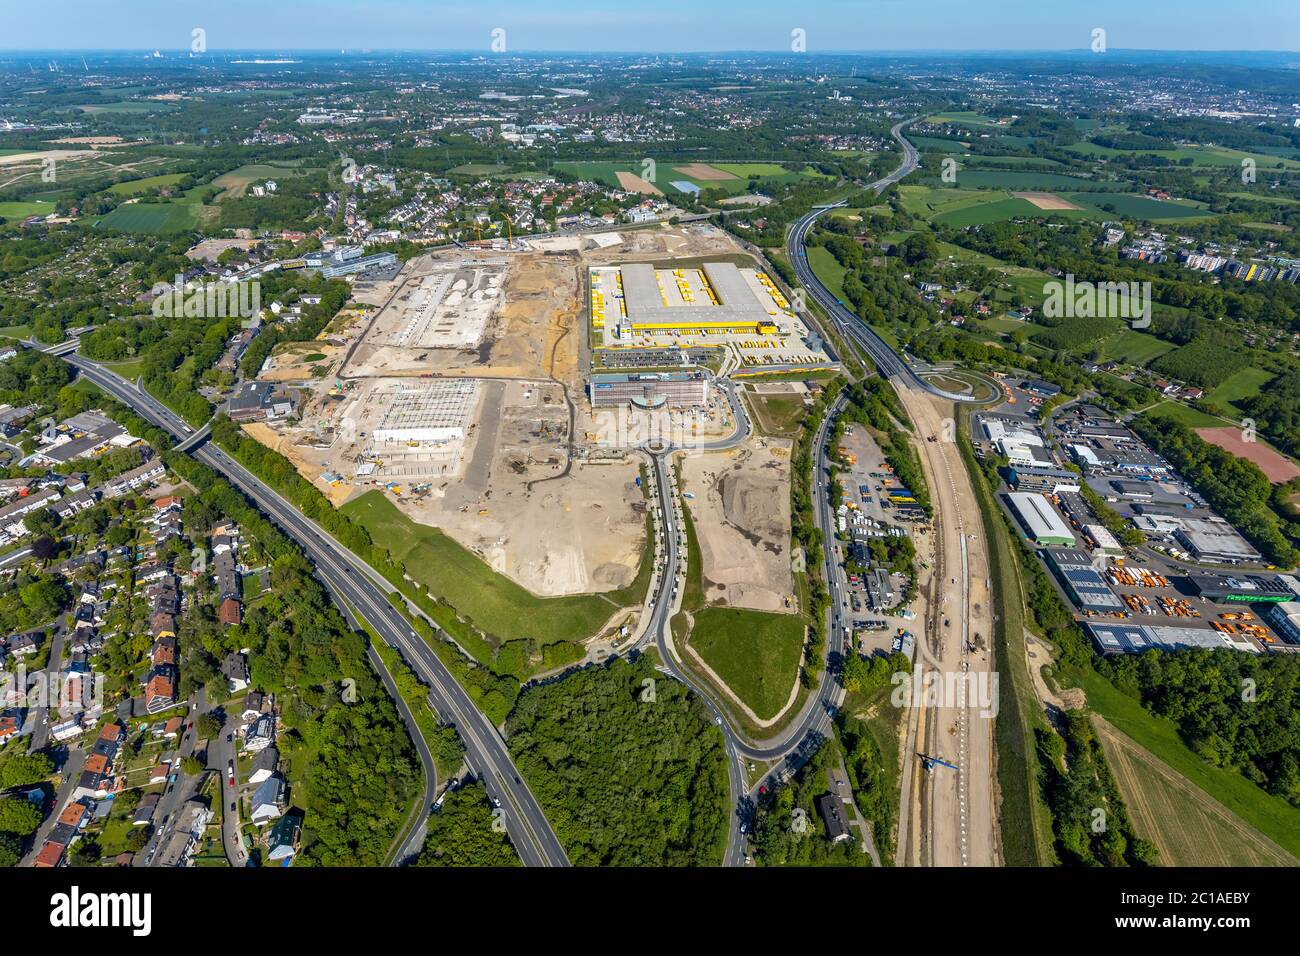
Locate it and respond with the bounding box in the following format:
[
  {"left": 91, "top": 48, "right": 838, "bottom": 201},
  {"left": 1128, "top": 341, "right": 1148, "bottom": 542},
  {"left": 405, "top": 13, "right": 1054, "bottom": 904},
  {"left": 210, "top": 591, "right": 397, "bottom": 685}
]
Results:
[{"left": 4, "top": 0, "right": 1296, "bottom": 52}]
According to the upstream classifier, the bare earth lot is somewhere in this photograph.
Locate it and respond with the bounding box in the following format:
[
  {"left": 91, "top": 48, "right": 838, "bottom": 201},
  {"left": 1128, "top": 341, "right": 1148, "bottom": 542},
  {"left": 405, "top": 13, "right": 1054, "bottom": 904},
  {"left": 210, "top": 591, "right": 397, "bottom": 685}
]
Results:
[{"left": 679, "top": 439, "right": 795, "bottom": 612}]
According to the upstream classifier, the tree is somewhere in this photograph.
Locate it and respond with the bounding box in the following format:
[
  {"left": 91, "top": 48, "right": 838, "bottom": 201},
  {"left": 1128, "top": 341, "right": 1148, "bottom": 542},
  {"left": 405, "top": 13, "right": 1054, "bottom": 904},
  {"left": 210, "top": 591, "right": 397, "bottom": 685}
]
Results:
[
  {"left": 0, "top": 833, "right": 19, "bottom": 868},
  {"left": 179, "top": 755, "right": 204, "bottom": 777},
  {"left": 125, "top": 827, "right": 150, "bottom": 853},
  {"left": 196, "top": 713, "right": 221, "bottom": 739},
  {"left": 70, "top": 837, "right": 101, "bottom": 866},
  {"left": 0, "top": 797, "right": 42, "bottom": 836},
  {"left": 0, "top": 752, "right": 54, "bottom": 789}
]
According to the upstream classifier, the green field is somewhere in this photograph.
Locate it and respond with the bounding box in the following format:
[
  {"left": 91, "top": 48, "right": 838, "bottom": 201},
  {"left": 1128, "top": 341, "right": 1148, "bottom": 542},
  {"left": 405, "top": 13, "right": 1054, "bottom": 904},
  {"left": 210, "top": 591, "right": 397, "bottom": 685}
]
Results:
[
  {"left": 1098, "top": 329, "right": 1177, "bottom": 366},
  {"left": 1064, "top": 192, "right": 1211, "bottom": 221},
  {"left": 806, "top": 245, "right": 848, "bottom": 301},
  {"left": 1204, "top": 367, "right": 1274, "bottom": 409},
  {"left": 0, "top": 200, "right": 55, "bottom": 220},
  {"left": 1066, "top": 664, "right": 1300, "bottom": 860},
  {"left": 554, "top": 159, "right": 825, "bottom": 196},
  {"left": 1141, "top": 401, "right": 1235, "bottom": 428},
  {"left": 77, "top": 100, "right": 177, "bottom": 114},
  {"left": 933, "top": 196, "right": 1042, "bottom": 227},
  {"left": 341, "top": 490, "right": 643, "bottom": 644},
  {"left": 93, "top": 200, "right": 200, "bottom": 233},
  {"left": 447, "top": 163, "right": 513, "bottom": 177},
  {"left": 688, "top": 606, "right": 806, "bottom": 721},
  {"left": 943, "top": 169, "right": 1103, "bottom": 191},
  {"left": 1069, "top": 142, "right": 1300, "bottom": 171},
  {"left": 210, "top": 163, "right": 314, "bottom": 201},
  {"left": 106, "top": 173, "right": 188, "bottom": 197},
  {"left": 928, "top": 111, "right": 1008, "bottom": 128}
]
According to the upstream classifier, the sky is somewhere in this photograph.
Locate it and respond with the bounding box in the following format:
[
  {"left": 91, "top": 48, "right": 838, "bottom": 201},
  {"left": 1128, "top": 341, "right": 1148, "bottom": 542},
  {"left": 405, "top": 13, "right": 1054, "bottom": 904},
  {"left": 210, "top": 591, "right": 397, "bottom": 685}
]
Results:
[{"left": 3, "top": 0, "right": 1297, "bottom": 53}]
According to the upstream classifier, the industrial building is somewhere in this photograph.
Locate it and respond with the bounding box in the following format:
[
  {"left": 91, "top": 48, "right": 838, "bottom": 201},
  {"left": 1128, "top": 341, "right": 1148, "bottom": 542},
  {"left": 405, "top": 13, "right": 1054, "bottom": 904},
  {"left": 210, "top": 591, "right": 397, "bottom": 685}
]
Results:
[
  {"left": 1086, "top": 622, "right": 1257, "bottom": 656},
  {"left": 1007, "top": 466, "right": 1081, "bottom": 495},
  {"left": 1265, "top": 602, "right": 1300, "bottom": 645},
  {"left": 1044, "top": 548, "right": 1124, "bottom": 614},
  {"left": 1081, "top": 523, "right": 1124, "bottom": 556},
  {"left": 605, "top": 261, "right": 786, "bottom": 335},
  {"left": 588, "top": 371, "right": 709, "bottom": 408},
  {"left": 372, "top": 380, "right": 480, "bottom": 445},
  {"left": 228, "top": 382, "right": 298, "bottom": 423},
  {"left": 1173, "top": 516, "right": 1262, "bottom": 564},
  {"left": 1187, "top": 573, "right": 1299, "bottom": 604},
  {"left": 1006, "top": 492, "right": 1075, "bottom": 546}
]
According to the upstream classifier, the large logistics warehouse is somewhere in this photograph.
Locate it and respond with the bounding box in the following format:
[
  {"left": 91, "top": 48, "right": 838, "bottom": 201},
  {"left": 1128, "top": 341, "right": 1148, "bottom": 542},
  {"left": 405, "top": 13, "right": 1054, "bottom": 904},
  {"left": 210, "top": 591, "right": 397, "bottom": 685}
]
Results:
[
  {"left": 602, "top": 261, "right": 787, "bottom": 336},
  {"left": 1044, "top": 548, "right": 1124, "bottom": 613},
  {"left": 1006, "top": 492, "right": 1075, "bottom": 546},
  {"left": 372, "top": 380, "right": 480, "bottom": 444}
]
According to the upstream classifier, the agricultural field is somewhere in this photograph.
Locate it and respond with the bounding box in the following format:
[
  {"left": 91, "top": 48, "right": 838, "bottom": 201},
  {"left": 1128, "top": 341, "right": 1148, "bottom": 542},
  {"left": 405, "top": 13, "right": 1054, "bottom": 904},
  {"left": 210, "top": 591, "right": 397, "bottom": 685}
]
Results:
[
  {"left": 554, "top": 159, "right": 825, "bottom": 196},
  {"left": 1094, "top": 715, "right": 1297, "bottom": 867},
  {"left": 447, "top": 163, "right": 513, "bottom": 177},
  {"left": 687, "top": 606, "right": 806, "bottom": 722},
  {"left": 106, "top": 173, "right": 188, "bottom": 196},
  {"left": 1070, "top": 665, "right": 1300, "bottom": 860},
  {"left": 1141, "top": 401, "right": 1235, "bottom": 428},
  {"left": 1064, "top": 192, "right": 1212, "bottom": 221},
  {"left": 92, "top": 199, "right": 200, "bottom": 233},
  {"left": 944, "top": 169, "right": 1105, "bottom": 191},
  {"left": 76, "top": 100, "right": 178, "bottom": 114},
  {"left": 927, "top": 111, "right": 1008, "bottom": 128},
  {"left": 1096, "top": 329, "right": 1177, "bottom": 366},
  {"left": 1068, "top": 141, "right": 1300, "bottom": 171}
]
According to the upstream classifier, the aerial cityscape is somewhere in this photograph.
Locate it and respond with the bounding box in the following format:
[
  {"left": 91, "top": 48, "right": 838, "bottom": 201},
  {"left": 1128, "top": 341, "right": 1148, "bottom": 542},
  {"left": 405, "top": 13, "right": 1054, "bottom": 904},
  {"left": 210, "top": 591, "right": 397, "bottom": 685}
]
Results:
[{"left": 0, "top": 0, "right": 1295, "bottom": 926}]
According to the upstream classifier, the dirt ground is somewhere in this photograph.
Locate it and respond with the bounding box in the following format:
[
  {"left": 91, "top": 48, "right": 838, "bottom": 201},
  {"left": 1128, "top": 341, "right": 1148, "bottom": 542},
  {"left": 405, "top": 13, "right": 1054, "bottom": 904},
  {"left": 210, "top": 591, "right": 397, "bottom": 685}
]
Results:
[
  {"left": 674, "top": 163, "right": 738, "bottom": 181},
  {"left": 615, "top": 170, "right": 663, "bottom": 195},
  {"left": 678, "top": 438, "right": 795, "bottom": 612},
  {"left": 1013, "top": 191, "right": 1082, "bottom": 211}
]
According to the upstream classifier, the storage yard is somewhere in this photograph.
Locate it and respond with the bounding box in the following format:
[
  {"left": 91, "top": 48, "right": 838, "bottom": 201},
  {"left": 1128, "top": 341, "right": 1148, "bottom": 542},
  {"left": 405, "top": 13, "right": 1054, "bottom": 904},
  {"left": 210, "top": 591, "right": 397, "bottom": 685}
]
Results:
[{"left": 970, "top": 395, "right": 1300, "bottom": 655}]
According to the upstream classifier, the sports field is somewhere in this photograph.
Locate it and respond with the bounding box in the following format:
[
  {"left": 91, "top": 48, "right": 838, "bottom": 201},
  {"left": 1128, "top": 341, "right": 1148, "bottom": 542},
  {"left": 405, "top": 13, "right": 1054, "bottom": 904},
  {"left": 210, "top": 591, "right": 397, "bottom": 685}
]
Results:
[
  {"left": 0, "top": 200, "right": 55, "bottom": 220},
  {"left": 1195, "top": 426, "right": 1300, "bottom": 483}
]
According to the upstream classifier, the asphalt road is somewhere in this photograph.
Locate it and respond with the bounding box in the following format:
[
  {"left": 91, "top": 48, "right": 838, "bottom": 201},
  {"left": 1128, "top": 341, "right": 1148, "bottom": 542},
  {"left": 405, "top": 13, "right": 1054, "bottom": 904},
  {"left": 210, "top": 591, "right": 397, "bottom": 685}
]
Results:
[{"left": 53, "top": 351, "right": 569, "bottom": 868}]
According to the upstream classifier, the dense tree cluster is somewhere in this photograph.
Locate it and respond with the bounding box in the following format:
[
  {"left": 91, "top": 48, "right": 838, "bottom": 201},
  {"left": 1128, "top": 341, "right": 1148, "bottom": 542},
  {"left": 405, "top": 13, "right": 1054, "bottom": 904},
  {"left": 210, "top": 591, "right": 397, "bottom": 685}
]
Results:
[
  {"left": 415, "top": 781, "right": 520, "bottom": 867},
  {"left": 750, "top": 736, "right": 868, "bottom": 867},
  {"left": 1097, "top": 649, "right": 1300, "bottom": 806},
  {"left": 506, "top": 656, "right": 728, "bottom": 866},
  {"left": 1037, "top": 711, "right": 1157, "bottom": 867}
]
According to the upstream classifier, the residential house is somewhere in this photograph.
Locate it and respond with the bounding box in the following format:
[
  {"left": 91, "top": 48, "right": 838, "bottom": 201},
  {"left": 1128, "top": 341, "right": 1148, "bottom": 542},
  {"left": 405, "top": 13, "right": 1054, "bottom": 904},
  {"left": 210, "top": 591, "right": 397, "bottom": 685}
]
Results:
[
  {"left": 222, "top": 652, "right": 250, "bottom": 692},
  {"left": 250, "top": 775, "right": 286, "bottom": 825},
  {"left": 133, "top": 793, "right": 160, "bottom": 826},
  {"left": 248, "top": 746, "right": 279, "bottom": 786},
  {"left": 267, "top": 812, "right": 302, "bottom": 864}
]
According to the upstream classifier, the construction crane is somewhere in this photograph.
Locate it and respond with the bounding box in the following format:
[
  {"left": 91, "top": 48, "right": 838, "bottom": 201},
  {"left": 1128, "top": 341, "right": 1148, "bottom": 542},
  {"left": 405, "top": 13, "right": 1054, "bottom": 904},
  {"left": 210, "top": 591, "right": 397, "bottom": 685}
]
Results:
[
  {"left": 919, "top": 753, "right": 960, "bottom": 774},
  {"left": 502, "top": 212, "right": 513, "bottom": 246}
]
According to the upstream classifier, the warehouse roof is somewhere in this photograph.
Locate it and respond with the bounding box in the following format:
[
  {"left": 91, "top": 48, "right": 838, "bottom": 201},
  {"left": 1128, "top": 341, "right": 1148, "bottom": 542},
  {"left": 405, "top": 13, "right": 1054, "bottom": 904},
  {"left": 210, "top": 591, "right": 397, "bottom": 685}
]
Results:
[{"left": 1007, "top": 492, "right": 1075, "bottom": 544}]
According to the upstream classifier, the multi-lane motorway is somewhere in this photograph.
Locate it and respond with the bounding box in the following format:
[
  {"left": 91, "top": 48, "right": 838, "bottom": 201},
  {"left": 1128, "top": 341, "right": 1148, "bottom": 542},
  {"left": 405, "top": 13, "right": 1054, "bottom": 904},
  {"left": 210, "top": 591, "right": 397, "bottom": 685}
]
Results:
[{"left": 49, "top": 349, "right": 569, "bottom": 868}]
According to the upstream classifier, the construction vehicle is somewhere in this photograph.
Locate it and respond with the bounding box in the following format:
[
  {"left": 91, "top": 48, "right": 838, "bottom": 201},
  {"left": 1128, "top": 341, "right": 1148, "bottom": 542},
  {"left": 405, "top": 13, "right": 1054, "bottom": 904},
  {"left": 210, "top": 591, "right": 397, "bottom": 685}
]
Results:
[{"left": 919, "top": 753, "right": 959, "bottom": 774}]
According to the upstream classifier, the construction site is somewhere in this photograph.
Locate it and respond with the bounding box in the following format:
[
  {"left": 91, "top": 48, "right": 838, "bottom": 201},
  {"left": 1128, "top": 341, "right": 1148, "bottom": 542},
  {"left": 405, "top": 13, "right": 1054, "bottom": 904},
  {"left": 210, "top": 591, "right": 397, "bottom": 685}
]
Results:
[
  {"left": 678, "top": 440, "right": 797, "bottom": 613},
  {"left": 247, "top": 225, "right": 764, "bottom": 597}
]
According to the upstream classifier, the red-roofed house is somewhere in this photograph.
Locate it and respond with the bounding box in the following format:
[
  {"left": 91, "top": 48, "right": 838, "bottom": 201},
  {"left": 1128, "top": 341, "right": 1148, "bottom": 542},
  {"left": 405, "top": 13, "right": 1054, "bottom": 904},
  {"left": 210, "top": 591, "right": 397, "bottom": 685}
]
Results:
[
  {"left": 34, "top": 841, "right": 65, "bottom": 868},
  {"left": 145, "top": 674, "right": 175, "bottom": 714}
]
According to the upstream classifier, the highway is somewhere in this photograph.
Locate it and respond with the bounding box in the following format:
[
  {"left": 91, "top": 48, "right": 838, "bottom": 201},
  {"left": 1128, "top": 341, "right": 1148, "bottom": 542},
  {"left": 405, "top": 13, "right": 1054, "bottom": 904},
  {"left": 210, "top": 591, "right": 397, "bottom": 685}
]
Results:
[{"left": 50, "top": 350, "right": 570, "bottom": 868}]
